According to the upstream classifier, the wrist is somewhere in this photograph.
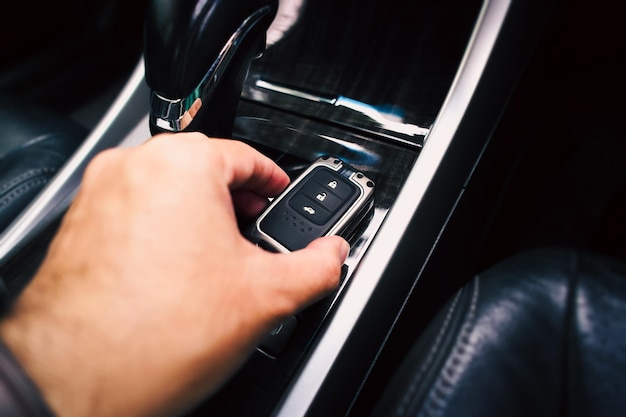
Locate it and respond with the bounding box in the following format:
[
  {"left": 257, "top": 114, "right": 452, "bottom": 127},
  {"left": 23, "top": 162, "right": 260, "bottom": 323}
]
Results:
[
  {"left": 0, "top": 293, "right": 98, "bottom": 417},
  {"left": 0, "top": 337, "right": 56, "bottom": 417}
]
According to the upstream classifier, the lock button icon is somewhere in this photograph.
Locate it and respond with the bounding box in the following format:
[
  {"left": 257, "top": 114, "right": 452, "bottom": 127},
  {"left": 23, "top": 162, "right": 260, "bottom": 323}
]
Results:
[{"left": 316, "top": 192, "right": 327, "bottom": 202}]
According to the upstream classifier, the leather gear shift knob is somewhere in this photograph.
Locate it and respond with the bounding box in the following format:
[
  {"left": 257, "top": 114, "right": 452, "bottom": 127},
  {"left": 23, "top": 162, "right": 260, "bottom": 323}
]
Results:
[{"left": 144, "top": 0, "right": 278, "bottom": 137}]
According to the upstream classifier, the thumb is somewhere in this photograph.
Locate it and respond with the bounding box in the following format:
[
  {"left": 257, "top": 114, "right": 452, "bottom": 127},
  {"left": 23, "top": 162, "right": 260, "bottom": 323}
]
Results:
[{"left": 262, "top": 236, "right": 350, "bottom": 315}]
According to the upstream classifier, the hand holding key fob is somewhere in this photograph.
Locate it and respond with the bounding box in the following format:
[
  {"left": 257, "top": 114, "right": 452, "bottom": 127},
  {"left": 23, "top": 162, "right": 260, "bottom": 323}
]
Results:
[{"left": 245, "top": 155, "right": 375, "bottom": 252}]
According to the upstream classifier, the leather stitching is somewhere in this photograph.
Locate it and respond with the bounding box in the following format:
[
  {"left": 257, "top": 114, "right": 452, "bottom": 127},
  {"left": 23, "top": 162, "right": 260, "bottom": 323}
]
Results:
[
  {"left": 394, "top": 287, "right": 465, "bottom": 416},
  {"left": 0, "top": 176, "right": 51, "bottom": 210},
  {"left": 422, "top": 276, "right": 480, "bottom": 417},
  {"left": 0, "top": 168, "right": 56, "bottom": 194}
]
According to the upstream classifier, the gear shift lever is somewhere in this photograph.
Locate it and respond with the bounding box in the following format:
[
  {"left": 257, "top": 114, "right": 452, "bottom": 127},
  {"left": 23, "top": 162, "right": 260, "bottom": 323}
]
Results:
[{"left": 144, "top": 0, "right": 278, "bottom": 137}]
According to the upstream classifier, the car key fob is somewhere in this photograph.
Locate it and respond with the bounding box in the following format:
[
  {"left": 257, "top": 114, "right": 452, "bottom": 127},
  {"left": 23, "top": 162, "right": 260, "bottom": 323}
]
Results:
[{"left": 245, "top": 155, "right": 375, "bottom": 252}]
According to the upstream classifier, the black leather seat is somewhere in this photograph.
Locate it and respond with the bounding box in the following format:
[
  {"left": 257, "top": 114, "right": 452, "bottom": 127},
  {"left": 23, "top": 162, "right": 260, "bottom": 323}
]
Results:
[
  {"left": 372, "top": 247, "right": 626, "bottom": 417},
  {"left": 0, "top": 94, "right": 86, "bottom": 234}
]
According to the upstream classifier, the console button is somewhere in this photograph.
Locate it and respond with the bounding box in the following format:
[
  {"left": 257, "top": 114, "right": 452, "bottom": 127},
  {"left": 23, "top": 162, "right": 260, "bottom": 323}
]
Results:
[{"left": 258, "top": 315, "right": 298, "bottom": 357}]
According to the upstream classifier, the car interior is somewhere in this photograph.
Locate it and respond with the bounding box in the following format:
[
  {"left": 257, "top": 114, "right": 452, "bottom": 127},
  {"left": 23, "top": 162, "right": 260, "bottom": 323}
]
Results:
[{"left": 1, "top": 0, "right": 625, "bottom": 416}]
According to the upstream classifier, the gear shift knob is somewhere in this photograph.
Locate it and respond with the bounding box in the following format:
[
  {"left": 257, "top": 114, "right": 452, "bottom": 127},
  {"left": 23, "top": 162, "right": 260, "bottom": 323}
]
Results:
[{"left": 144, "top": 0, "right": 278, "bottom": 137}]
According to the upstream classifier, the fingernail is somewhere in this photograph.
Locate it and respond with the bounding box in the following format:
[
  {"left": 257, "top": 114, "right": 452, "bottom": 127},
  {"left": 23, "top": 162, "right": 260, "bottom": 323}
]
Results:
[{"left": 339, "top": 239, "right": 350, "bottom": 262}]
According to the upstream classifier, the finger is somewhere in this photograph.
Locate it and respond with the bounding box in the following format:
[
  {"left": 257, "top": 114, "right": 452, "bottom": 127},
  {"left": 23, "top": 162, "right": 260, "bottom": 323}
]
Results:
[
  {"left": 146, "top": 133, "right": 290, "bottom": 197},
  {"left": 231, "top": 189, "right": 271, "bottom": 219},
  {"left": 256, "top": 236, "right": 350, "bottom": 316},
  {"left": 208, "top": 139, "right": 290, "bottom": 197}
]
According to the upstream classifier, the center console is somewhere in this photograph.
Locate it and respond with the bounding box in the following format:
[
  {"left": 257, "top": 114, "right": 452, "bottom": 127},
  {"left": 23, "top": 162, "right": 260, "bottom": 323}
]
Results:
[{"left": 0, "top": 0, "right": 555, "bottom": 415}]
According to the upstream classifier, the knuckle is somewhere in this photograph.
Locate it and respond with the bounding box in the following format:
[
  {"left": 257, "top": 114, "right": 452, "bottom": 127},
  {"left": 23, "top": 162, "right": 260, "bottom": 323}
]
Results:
[{"left": 82, "top": 149, "right": 123, "bottom": 185}]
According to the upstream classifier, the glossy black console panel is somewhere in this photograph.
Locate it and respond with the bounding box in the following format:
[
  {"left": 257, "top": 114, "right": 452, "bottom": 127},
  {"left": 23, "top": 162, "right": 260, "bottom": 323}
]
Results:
[
  {"left": 242, "top": 0, "right": 482, "bottom": 142},
  {"left": 190, "top": 0, "right": 483, "bottom": 416}
]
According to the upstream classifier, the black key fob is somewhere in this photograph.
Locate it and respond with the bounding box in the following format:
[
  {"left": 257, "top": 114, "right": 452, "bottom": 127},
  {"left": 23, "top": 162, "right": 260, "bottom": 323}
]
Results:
[{"left": 245, "top": 155, "right": 375, "bottom": 252}]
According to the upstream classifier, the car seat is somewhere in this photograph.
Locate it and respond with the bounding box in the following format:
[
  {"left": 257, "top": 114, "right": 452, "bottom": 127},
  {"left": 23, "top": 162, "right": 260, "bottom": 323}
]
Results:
[
  {"left": 371, "top": 247, "right": 626, "bottom": 417},
  {"left": 0, "top": 95, "right": 85, "bottom": 235}
]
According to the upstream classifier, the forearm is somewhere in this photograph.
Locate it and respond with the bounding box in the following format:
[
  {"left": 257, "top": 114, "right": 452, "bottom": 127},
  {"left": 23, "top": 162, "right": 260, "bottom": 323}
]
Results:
[{"left": 0, "top": 135, "right": 348, "bottom": 417}]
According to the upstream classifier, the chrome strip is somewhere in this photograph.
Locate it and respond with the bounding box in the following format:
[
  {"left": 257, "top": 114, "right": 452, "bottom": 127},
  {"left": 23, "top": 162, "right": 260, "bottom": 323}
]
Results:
[
  {"left": 0, "top": 59, "right": 151, "bottom": 262},
  {"left": 255, "top": 79, "right": 430, "bottom": 139},
  {"left": 273, "top": 0, "right": 511, "bottom": 415},
  {"left": 150, "top": 6, "right": 274, "bottom": 132},
  {"left": 243, "top": 77, "right": 427, "bottom": 149}
]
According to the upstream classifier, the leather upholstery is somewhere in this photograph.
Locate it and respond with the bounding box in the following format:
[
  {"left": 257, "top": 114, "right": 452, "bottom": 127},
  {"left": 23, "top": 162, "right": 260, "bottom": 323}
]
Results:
[
  {"left": 0, "top": 95, "right": 86, "bottom": 233},
  {"left": 371, "top": 248, "right": 626, "bottom": 417}
]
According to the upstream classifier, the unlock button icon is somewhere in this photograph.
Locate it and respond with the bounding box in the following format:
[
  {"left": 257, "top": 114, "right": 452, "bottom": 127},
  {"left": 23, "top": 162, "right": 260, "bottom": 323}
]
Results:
[{"left": 301, "top": 183, "right": 341, "bottom": 211}]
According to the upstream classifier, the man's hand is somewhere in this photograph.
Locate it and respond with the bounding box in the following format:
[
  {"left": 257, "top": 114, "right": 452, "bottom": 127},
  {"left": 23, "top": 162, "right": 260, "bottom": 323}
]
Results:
[{"left": 0, "top": 133, "right": 349, "bottom": 417}]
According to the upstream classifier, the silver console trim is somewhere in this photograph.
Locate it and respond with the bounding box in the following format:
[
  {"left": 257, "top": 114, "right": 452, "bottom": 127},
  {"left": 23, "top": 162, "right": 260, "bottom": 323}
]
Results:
[
  {"left": 273, "top": 0, "right": 511, "bottom": 415},
  {"left": 0, "top": 59, "right": 151, "bottom": 262}
]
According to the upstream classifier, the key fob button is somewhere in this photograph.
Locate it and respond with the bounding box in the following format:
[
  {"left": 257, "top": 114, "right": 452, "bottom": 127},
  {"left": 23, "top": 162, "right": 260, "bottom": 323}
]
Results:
[
  {"left": 312, "top": 170, "right": 356, "bottom": 199},
  {"left": 288, "top": 194, "right": 332, "bottom": 225},
  {"left": 301, "top": 182, "right": 343, "bottom": 212}
]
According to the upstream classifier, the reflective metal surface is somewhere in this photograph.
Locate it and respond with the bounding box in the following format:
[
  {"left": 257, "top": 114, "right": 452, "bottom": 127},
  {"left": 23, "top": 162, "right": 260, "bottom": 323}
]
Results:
[
  {"left": 150, "top": 6, "right": 275, "bottom": 132},
  {"left": 245, "top": 77, "right": 429, "bottom": 146}
]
